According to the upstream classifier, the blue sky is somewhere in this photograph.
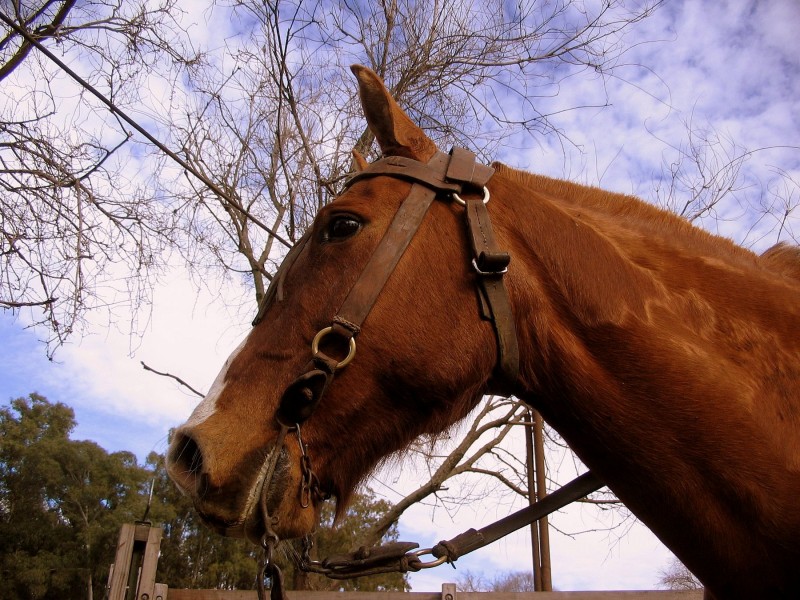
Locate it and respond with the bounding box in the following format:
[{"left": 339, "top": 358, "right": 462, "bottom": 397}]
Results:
[{"left": 2, "top": 0, "right": 799, "bottom": 592}]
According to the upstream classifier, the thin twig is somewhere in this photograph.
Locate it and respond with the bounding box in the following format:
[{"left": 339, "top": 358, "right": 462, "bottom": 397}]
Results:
[{"left": 140, "top": 361, "right": 204, "bottom": 398}]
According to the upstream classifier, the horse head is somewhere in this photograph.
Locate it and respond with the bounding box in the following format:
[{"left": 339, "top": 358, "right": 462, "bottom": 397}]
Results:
[
  {"left": 166, "top": 66, "right": 506, "bottom": 542},
  {"left": 166, "top": 65, "right": 800, "bottom": 598}
]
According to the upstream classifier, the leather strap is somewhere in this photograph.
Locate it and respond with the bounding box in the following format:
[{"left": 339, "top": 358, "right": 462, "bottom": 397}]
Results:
[
  {"left": 431, "top": 471, "right": 603, "bottom": 561},
  {"left": 345, "top": 152, "right": 457, "bottom": 193},
  {"left": 337, "top": 147, "right": 518, "bottom": 392},
  {"left": 344, "top": 148, "right": 495, "bottom": 193},
  {"left": 446, "top": 146, "right": 495, "bottom": 188},
  {"left": 297, "top": 470, "right": 603, "bottom": 579},
  {"left": 464, "top": 198, "right": 519, "bottom": 391},
  {"left": 253, "top": 230, "right": 312, "bottom": 326},
  {"left": 277, "top": 147, "right": 519, "bottom": 425},
  {"left": 332, "top": 182, "right": 437, "bottom": 340}
]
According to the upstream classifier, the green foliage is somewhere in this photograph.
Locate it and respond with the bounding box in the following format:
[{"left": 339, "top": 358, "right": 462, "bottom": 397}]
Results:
[
  {"left": 0, "top": 393, "right": 151, "bottom": 599},
  {"left": 1, "top": 394, "right": 407, "bottom": 595},
  {"left": 148, "top": 450, "right": 261, "bottom": 590}
]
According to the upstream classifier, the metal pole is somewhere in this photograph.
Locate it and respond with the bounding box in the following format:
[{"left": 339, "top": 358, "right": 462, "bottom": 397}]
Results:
[
  {"left": 524, "top": 410, "right": 543, "bottom": 590},
  {"left": 533, "top": 410, "right": 552, "bottom": 591}
]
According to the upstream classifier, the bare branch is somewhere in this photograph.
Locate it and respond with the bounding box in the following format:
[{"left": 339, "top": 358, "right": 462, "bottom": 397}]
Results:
[{"left": 140, "top": 361, "right": 204, "bottom": 398}]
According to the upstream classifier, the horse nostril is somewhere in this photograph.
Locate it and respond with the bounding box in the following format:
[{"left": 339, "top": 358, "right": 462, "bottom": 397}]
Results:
[{"left": 169, "top": 433, "right": 205, "bottom": 483}]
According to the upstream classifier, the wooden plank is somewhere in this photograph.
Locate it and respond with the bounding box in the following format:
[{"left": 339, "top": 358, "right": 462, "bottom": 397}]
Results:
[
  {"left": 460, "top": 594, "right": 704, "bottom": 600},
  {"left": 167, "top": 592, "right": 254, "bottom": 600},
  {"left": 166, "top": 591, "right": 703, "bottom": 600},
  {"left": 108, "top": 524, "right": 137, "bottom": 600},
  {"left": 166, "top": 592, "right": 440, "bottom": 600},
  {"left": 137, "top": 526, "right": 164, "bottom": 600},
  {"left": 135, "top": 523, "right": 155, "bottom": 542}
]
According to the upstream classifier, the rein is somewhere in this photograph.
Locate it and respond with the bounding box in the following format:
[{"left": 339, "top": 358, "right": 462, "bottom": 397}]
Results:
[{"left": 253, "top": 148, "right": 602, "bottom": 598}]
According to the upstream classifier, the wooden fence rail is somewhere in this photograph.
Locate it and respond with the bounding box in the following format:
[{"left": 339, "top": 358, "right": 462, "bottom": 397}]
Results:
[
  {"left": 106, "top": 523, "right": 702, "bottom": 600},
  {"left": 165, "top": 589, "right": 704, "bottom": 600}
]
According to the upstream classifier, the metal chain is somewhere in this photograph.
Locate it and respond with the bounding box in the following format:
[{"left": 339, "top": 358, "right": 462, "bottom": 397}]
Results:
[
  {"left": 296, "top": 424, "right": 327, "bottom": 507},
  {"left": 255, "top": 425, "right": 290, "bottom": 600},
  {"left": 299, "top": 545, "right": 447, "bottom": 579},
  {"left": 257, "top": 536, "right": 280, "bottom": 600}
]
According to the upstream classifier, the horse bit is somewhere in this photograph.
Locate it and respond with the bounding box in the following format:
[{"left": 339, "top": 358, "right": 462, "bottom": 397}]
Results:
[{"left": 250, "top": 148, "right": 601, "bottom": 599}]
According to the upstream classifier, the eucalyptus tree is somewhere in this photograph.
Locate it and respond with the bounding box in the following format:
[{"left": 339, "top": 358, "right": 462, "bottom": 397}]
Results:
[{"left": 0, "top": 394, "right": 151, "bottom": 599}]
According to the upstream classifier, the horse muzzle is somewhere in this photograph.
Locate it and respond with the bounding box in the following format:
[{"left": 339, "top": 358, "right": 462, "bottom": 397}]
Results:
[{"left": 166, "top": 427, "right": 318, "bottom": 542}]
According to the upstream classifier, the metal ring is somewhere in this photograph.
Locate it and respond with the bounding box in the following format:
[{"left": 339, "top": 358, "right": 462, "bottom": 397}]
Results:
[
  {"left": 412, "top": 548, "right": 449, "bottom": 569},
  {"left": 451, "top": 186, "right": 490, "bottom": 207},
  {"left": 472, "top": 258, "right": 508, "bottom": 276},
  {"left": 311, "top": 327, "right": 356, "bottom": 369}
]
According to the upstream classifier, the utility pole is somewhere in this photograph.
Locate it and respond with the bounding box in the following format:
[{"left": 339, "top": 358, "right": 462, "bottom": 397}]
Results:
[{"left": 525, "top": 409, "right": 552, "bottom": 590}]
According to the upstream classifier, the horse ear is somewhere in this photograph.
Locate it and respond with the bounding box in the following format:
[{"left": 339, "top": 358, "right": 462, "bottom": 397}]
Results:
[
  {"left": 351, "top": 149, "right": 368, "bottom": 172},
  {"left": 350, "top": 65, "right": 437, "bottom": 161}
]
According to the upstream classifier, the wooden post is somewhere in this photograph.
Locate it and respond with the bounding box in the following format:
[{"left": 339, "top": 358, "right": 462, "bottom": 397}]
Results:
[
  {"left": 533, "top": 410, "right": 552, "bottom": 591},
  {"left": 107, "top": 523, "right": 164, "bottom": 600},
  {"left": 524, "top": 410, "right": 543, "bottom": 591},
  {"left": 525, "top": 409, "right": 553, "bottom": 591}
]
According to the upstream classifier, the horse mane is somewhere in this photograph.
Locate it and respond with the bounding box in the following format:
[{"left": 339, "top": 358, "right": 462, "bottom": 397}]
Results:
[
  {"left": 494, "top": 163, "right": 798, "bottom": 282},
  {"left": 761, "top": 242, "right": 800, "bottom": 282}
]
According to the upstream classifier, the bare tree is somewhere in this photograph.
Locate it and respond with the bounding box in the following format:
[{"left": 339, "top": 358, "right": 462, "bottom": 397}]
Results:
[
  {"left": 649, "top": 113, "right": 799, "bottom": 246},
  {"left": 457, "top": 569, "right": 540, "bottom": 592},
  {"left": 362, "top": 396, "right": 529, "bottom": 547},
  {"left": 152, "top": 0, "right": 665, "bottom": 309},
  {"left": 659, "top": 557, "right": 702, "bottom": 591},
  {"left": 0, "top": 0, "right": 198, "bottom": 352}
]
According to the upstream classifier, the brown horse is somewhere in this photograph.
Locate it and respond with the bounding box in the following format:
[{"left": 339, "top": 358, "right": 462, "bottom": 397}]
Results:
[{"left": 167, "top": 66, "right": 800, "bottom": 599}]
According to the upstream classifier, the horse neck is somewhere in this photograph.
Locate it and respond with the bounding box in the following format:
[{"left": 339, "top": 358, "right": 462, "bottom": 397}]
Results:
[
  {"left": 490, "top": 165, "right": 800, "bottom": 593},
  {"left": 491, "top": 164, "right": 763, "bottom": 404},
  {"left": 490, "top": 164, "right": 794, "bottom": 442}
]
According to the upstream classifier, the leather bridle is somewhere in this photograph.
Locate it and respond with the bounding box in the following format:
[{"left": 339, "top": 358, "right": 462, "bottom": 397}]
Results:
[
  {"left": 273, "top": 147, "right": 520, "bottom": 428},
  {"left": 250, "top": 147, "right": 520, "bottom": 598},
  {"left": 251, "top": 148, "right": 601, "bottom": 600}
]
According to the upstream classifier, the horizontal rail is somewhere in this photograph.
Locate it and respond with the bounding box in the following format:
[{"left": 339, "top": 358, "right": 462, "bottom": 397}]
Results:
[{"left": 166, "top": 590, "right": 704, "bottom": 600}]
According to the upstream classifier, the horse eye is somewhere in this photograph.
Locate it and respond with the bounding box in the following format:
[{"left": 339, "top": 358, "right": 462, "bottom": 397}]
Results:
[{"left": 325, "top": 215, "right": 362, "bottom": 241}]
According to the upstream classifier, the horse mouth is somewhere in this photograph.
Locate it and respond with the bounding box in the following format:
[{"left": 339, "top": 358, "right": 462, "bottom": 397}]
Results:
[
  {"left": 195, "top": 445, "right": 291, "bottom": 542},
  {"left": 167, "top": 428, "right": 321, "bottom": 542}
]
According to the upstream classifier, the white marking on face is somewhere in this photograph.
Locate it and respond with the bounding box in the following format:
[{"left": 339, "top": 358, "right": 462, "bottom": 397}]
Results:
[{"left": 186, "top": 334, "right": 250, "bottom": 427}]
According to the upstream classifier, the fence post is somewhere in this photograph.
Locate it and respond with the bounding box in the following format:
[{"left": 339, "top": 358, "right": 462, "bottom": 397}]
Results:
[
  {"left": 107, "top": 523, "right": 164, "bottom": 600},
  {"left": 442, "top": 582, "right": 457, "bottom": 600}
]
